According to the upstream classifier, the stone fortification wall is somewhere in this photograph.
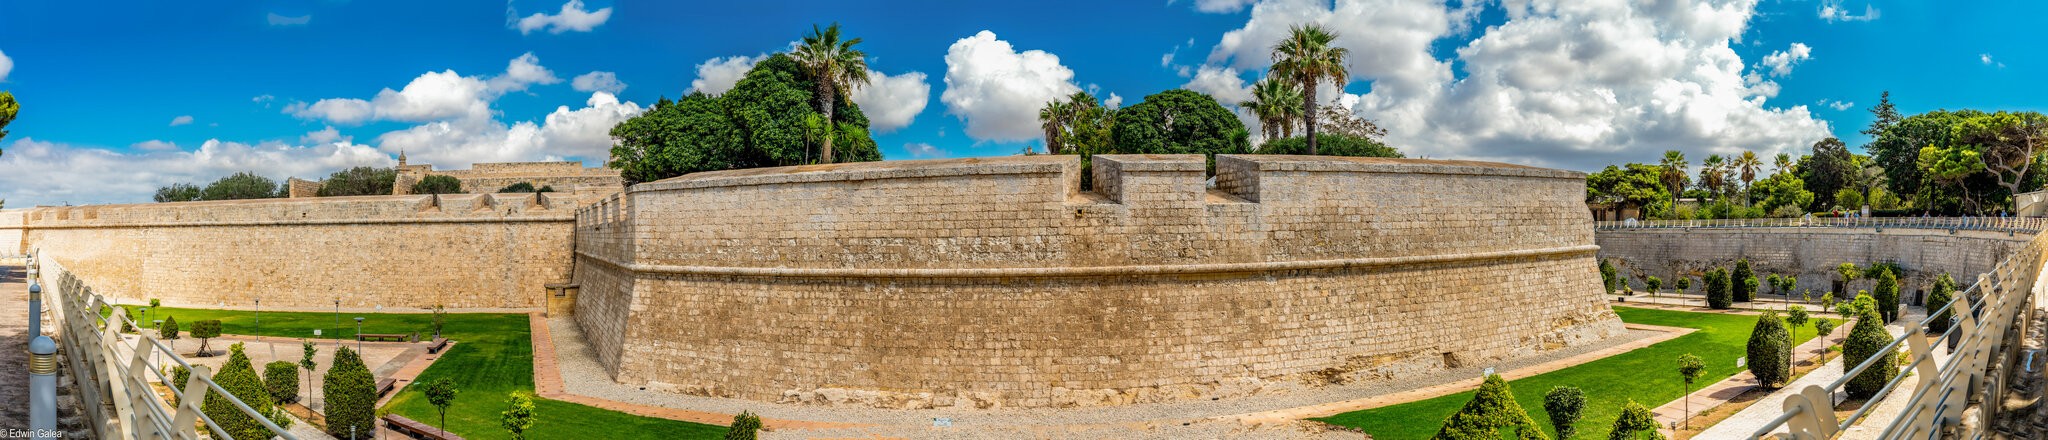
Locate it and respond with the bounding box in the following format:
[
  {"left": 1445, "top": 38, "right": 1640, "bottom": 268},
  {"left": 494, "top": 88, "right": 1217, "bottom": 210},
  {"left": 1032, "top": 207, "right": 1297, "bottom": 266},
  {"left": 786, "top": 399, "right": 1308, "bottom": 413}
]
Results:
[
  {"left": 1596, "top": 228, "right": 2030, "bottom": 300},
  {"left": 573, "top": 154, "right": 1624, "bottom": 409},
  {"left": 0, "top": 209, "right": 24, "bottom": 256},
  {"left": 20, "top": 193, "right": 576, "bottom": 309},
  {"left": 398, "top": 161, "right": 623, "bottom": 200}
]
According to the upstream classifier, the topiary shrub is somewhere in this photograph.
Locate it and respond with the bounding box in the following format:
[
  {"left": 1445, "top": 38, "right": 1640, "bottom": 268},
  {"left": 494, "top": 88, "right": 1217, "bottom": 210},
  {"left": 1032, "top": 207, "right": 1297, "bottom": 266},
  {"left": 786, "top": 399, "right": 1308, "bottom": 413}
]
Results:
[
  {"left": 1927, "top": 273, "right": 1958, "bottom": 334},
  {"left": 1705, "top": 268, "right": 1732, "bottom": 309},
  {"left": 323, "top": 346, "right": 377, "bottom": 438},
  {"left": 1732, "top": 259, "right": 1756, "bottom": 302},
  {"left": 1431, "top": 374, "right": 1550, "bottom": 440},
  {"left": 1607, "top": 399, "right": 1666, "bottom": 439},
  {"left": 1767, "top": 273, "right": 1782, "bottom": 296},
  {"left": 207, "top": 343, "right": 278, "bottom": 440},
  {"left": 1644, "top": 276, "right": 1663, "bottom": 296},
  {"left": 725, "top": 410, "right": 762, "bottom": 440},
  {"left": 1542, "top": 386, "right": 1584, "bottom": 440},
  {"left": 169, "top": 365, "right": 193, "bottom": 406},
  {"left": 190, "top": 320, "right": 222, "bottom": 357},
  {"left": 1813, "top": 318, "right": 1837, "bottom": 363},
  {"left": 1873, "top": 268, "right": 1900, "bottom": 323},
  {"left": 264, "top": 360, "right": 300, "bottom": 404},
  {"left": 1843, "top": 308, "right": 1896, "bottom": 399},
  {"left": 1599, "top": 259, "right": 1618, "bottom": 294},
  {"left": 1746, "top": 311, "right": 1792, "bottom": 388},
  {"left": 161, "top": 315, "right": 180, "bottom": 340},
  {"left": 1835, "top": 262, "right": 1861, "bottom": 298},
  {"left": 1674, "top": 277, "right": 1691, "bottom": 293},
  {"left": 502, "top": 391, "right": 538, "bottom": 440}
]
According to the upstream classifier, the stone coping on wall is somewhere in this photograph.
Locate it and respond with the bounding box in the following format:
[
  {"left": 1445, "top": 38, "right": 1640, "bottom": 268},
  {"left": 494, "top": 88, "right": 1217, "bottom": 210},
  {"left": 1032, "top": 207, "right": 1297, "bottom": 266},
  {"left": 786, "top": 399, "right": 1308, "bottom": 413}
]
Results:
[
  {"left": 1216, "top": 154, "right": 1587, "bottom": 179},
  {"left": 18, "top": 192, "right": 581, "bottom": 227},
  {"left": 630, "top": 154, "right": 1582, "bottom": 194},
  {"left": 577, "top": 244, "right": 1601, "bottom": 279}
]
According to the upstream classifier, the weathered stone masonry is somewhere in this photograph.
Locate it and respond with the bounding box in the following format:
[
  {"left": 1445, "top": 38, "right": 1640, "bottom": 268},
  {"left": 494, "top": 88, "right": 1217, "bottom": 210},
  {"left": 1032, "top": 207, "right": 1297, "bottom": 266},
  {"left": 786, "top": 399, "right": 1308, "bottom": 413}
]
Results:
[
  {"left": 7, "top": 193, "right": 577, "bottom": 309},
  {"left": 573, "top": 154, "right": 1625, "bottom": 408},
  {"left": 1596, "top": 228, "right": 2030, "bottom": 301}
]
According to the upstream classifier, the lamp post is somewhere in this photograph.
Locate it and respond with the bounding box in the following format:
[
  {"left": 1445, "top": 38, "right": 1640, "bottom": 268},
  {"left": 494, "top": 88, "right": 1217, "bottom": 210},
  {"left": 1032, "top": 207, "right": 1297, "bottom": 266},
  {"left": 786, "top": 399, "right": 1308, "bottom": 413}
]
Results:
[
  {"left": 254, "top": 298, "right": 261, "bottom": 342},
  {"left": 140, "top": 307, "right": 150, "bottom": 333},
  {"left": 334, "top": 299, "right": 342, "bottom": 351},
  {"left": 354, "top": 317, "right": 365, "bottom": 352}
]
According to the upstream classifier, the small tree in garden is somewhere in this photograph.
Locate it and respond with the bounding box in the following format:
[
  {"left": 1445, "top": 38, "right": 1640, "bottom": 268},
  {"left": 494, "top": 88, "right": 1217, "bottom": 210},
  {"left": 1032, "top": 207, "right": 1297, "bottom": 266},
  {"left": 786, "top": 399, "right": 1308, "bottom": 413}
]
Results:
[
  {"left": 1676, "top": 354, "right": 1705, "bottom": 428},
  {"left": 1599, "top": 259, "right": 1619, "bottom": 294},
  {"left": 300, "top": 340, "right": 318, "bottom": 406},
  {"left": 1543, "top": 386, "right": 1585, "bottom": 440},
  {"left": 264, "top": 361, "right": 300, "bottom": 404},
  {"left": 1873, "top": 268, "right": 1900, "bottom": 323},
  {"left": 502, "top": 391, "right": 538, "bottom": 440},
  {"left": 1733, "top": 259, "right": 1756, "bottom": 302},
  {"left": 191, "top": 320, "right": 223, "bottom": 357},
  {"left": 1608, "top": 400, "right": 1666, "bottom": 440},
  {"left": 161, "top": 315, "right": 181, "bottom": 340},
  {"left": 431, "top": 304, "right": 448, "bottom": 338},
  {"left": 1820, "top": 292, "right": 1837, "bottom": 315},
  {"left": 1432, "top": 374, "right": 1550, "bottom": 440},
  {"left": 1704, "top": 268, "right": 1732, "bottom": 309},
  {"left": 1645, "top": 276, "right": 1663, "bottom": 297},
  {"left": 1813, "top": 318, "right": 1837, "bottom": 363},
  {"left": 425, "top": 378, "right": 460, "bottom": 435},
  {"left": 1767, "top": 273, "right": 1782, "bottom": 296},
  {"left": 1835, "top": 262, "right": 1861, "bottom": 296},
  {"left": 1927, "top": 273, "right": 1958, "bottom": 334},
  {"left": 1746, "top": 312, "right": 1792, "bottom": 388},
  {"left": 726, "top": 410, "right": 763, "bottom": 440},
  {"left": 1843, "top": 308, "right": 1896, "bottom": 399},
  {"left": 1674, "top": 276, "right": 1691, "bottom": 293},
  {"left": 1786, "top": 306, "right": 1810, "bottom": 359}
]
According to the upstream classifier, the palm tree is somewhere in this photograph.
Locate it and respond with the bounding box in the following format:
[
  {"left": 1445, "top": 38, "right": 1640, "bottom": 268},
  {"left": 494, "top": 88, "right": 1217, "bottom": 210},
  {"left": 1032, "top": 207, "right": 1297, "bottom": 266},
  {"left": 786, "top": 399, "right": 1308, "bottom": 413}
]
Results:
[
  {"left": 1660, "top": 150, "right": 1689, "bottom": 208},
  {"left": 1700, "top": 154, "right": 1726, "bottom": 202},
  {"left": 1243, "top": 78, "right": 1304, "bottom": 145},
  {"left": 792, "top": 23, "right": 871, "bottom": 164},
  {"left": 1774, "top": 152, "right": 1793, "bottom": 176},
  {"left": 1270, "top": 24, "right": 1349, "bottom": 155},
  {"left": 1735, "top": 151, "right": 1762, "bottom": 207},
  {"left": 1037, "top": 100, "right": 1071, "bottom": 154}
]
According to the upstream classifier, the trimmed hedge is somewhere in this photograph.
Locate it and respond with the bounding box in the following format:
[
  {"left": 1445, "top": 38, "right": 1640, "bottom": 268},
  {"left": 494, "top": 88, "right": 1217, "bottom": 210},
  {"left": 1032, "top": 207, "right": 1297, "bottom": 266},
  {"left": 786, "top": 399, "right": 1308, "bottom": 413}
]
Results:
[
  {"left": 161, "top": 315, "right": 180, "bottom": 340},
  {"left": 1705, "top": 268, "right": 1732, "bottom": 309},
  {"left": 1927, "top": 273, "right": 1958, "bottom": 334},
  {"left": 324, "top": 346, "right": 378, "bottom": 438},
  {"left": 1599, "top": 259, "right": 1619, "bottom": 294},
  {"left": 1873, "top": 268, "right": 1900, "bottom": 323},
  {"left": 1732, "top": 260, "right": 1756, "bottom": 302},
  {"left": 190, "top": 320, "right": 223, "bottom": 356},
  {"left": 1432, "top": 374, "right": 1550, "bottom": 439},
  {"left": 1607, "top": 400, "right": 1664, "bottom": 439},
  {"left": 1746, "top": 312, "right": 1791, "bottom": 388},
  {"left": 1542, "top": 386, "right": 1585, "bottom": 440},
  {"left": 1843, "top": 308, "right": 1896, "bottom": 399},
  {"left": 264, "top": 360, "right": 300, "bottom": 404},
  {"left": 207, "top": 344, "right": 278, "bottom": 440}
]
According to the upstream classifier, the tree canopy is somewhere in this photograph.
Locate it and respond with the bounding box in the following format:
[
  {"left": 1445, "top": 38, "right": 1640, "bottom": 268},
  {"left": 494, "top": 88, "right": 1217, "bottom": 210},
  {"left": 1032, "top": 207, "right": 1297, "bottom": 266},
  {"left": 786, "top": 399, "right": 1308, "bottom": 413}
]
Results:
[
  {"left": 411, "top": 175, "right": 463, "bottom": 194},
  {"left": 201, "top": 172, "right": 282, "bottom": 201},
  {"left": 316, "top": 166, "right": 398, "bottom": 197},
  {"left": 1110, "top": 89, "right": 1251, "bottom": 163},
  {"left": 1257, "top": 133, "right": 1402, "bottom": 158},
  {"left": 0, "top": 91, "right": 16, "bottom": 157},
  {"left": 609, "top": 53, "right": 882, "bottom": 184}
]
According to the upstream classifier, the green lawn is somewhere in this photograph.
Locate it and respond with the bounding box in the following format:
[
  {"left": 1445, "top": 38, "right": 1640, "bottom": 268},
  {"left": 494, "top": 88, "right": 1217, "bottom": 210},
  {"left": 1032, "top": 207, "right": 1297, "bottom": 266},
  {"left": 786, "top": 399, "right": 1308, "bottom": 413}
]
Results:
[
  {"left": 1315, "top": 306, "right": 1815, "bottom": 439},
  {"left": 116, "top": 305, "right": 727, "bottom": 440}
]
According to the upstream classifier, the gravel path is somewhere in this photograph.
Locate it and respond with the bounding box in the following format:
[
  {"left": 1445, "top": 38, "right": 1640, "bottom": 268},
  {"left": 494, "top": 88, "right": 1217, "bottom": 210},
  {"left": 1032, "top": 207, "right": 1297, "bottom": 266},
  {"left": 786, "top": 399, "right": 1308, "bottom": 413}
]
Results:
[
  {"left": 548, "top": 317, "right": 1658, "bottom": 438},
  {"left": 0, "top": 264, "right": 30, "bottom": 431}
]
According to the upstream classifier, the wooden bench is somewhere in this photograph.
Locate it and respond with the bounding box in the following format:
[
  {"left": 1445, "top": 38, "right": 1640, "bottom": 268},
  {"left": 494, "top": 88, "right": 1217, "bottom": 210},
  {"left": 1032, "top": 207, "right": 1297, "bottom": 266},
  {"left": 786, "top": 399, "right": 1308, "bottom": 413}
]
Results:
[
  {"left": 427, "top": 337, "right": 451, "bottom": 354},
  {"left": 357, "top": 333, "right": 408, "bottom": 342},
  {"left": 383, "top": 413, "right": 464, "bottom": 440},
  {"left": 376, "top": 378, "right": 396, "bottom": 397}
]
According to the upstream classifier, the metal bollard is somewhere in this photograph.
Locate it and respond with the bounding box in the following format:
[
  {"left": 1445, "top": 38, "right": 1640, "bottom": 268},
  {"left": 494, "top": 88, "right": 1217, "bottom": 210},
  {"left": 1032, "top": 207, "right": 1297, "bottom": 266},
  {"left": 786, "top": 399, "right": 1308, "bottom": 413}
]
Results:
[
  {"left": 30, "top": 335, "right": 58, "bottom": 438},
  {"left": 28, "top": 280, "right": 42, "bottom": 339}
]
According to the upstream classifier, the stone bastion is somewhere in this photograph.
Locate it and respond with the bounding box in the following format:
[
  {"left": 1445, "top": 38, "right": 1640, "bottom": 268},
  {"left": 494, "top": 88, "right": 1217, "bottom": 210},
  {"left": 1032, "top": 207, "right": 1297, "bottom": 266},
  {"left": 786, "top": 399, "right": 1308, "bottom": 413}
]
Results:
[
  {"left": 1596, "top": 227, "right": 2032, "bottom": 303},
  {"left": 571, "top": 154, "right": 1626, "bottom": 409}
]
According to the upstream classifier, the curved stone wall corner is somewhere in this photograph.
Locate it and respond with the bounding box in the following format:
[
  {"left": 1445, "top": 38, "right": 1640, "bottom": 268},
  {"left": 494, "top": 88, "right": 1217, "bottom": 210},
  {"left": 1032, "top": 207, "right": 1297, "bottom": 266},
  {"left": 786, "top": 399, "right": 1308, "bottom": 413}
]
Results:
[{"left": 573, "top": 154, "right": 1623, "bottom": 408}]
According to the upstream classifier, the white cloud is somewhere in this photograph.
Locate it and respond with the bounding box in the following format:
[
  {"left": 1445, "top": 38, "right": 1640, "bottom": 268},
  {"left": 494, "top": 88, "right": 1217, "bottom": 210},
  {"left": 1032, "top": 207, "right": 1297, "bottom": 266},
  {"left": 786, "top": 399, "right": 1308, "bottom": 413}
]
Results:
[
  {"left": 169, "top": 115, "right": 194, "bottom": 126},
  {"left": 515, "top": 0, "right": 613, "bottom": 35},
  {"left": 0, "top": 137, "right": 389, "bottom": 206},
  {"left": 376, "top": 92, "right": 642, "bottom": 166},
  {"left": 1981, "top": 53, "right": 2005, "bottom": 68},
  {"left": 0, "top": 49, "right": 12, "bottom": 82},
  {"left": 1196, "top": 0, "right": 1828, "bottom": 171},
  {"left": 1193, "top": 0, "right": 1259, "bottom": 13},
  {"left": 1183, "top": 65, "right": 1254, "bottom": 105},
  {"left": 301, "top": 126, "right": 347, "bottom": 144},
  {"left": 571, "top": 71, "right": 627, "bottom": 94},
  {"left": 1819, "top": 2, "right": 1879, "bottom": 23},
  {"left": 1759, "top": 43, "right": 1812, "bottom": 77},
  {"left": 1104, "top": 93, "right": 1123, "bottom": 109},
  {"left": 1818, "top": 99, "right": 1855, "bottom": 111},
  {"left": 904, "top": 142, "right": 942, "bottom": 159},
  {"left": 940, "top": 30, "right": 1082, "bottom": 142},
  {"left": 848, "top": 70, "right": 931, "bottom": 133},
  {"left": 131, "top": 140, "right": 179, "bottom": 151},
  {"left": 287, "top": 52, "right": 559, "bottom": 125},
  {"left": 688, "top": 55, "right": 765, "bottom": 95},
  {"left": 252, "top": 94, "right": 274, "bottom": 103},
  {"left": 267, "top": 13, "right": 311, "bottom": 26}
]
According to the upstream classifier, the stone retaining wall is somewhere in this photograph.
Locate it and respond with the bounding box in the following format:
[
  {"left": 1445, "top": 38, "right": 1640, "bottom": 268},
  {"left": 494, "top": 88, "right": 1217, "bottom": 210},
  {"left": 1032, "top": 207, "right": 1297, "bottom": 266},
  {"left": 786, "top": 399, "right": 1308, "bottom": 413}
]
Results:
[
  {"left": 573, "top": 154, "right": 1625, "bottom": 408},
  {"left": 1595, "top": 228, "right": 2031, "bottom": 301}
]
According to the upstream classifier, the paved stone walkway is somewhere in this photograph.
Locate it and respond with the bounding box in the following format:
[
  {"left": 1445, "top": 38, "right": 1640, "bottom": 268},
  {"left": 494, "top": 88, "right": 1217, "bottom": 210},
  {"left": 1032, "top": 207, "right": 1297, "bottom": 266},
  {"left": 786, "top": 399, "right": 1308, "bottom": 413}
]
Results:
[
  {"left": 1656, "top": 316, "right": 1851, "bottom": 436},
  {"left": 0, "top": 263, "right": 32, "bottom": 430}
]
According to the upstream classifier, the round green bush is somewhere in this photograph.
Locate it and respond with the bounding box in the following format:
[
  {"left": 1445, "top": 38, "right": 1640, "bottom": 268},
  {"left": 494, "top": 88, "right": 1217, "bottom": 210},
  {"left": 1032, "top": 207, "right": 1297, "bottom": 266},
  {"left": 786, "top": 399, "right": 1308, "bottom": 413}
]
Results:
[
  {"left": 207, "top": 344, "right": 278, "bottom": 440},
  {"left": 1705, "top": 268, "right": 1732, "bottom": 309},
  {"left": 1542, "top": 386, "right": 1584, "bottom": 440},
  {"left": 264, "top": 360, "right": 300, "bottom": 404},
  {"left": 1927, "top": 273, "right": 1958, "bottom": 334},
  {"left": 1873, "top": 269, "right": 1900, "bottom": 323}
]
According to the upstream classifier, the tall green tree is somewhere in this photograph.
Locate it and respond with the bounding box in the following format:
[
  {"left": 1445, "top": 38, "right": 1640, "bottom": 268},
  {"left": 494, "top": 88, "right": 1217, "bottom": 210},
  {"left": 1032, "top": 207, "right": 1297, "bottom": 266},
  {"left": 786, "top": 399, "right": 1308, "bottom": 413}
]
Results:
[
  {"left": 1243, "top": 77, "right": 1305, "bottom": 144},
  {"left": 410, "top": 175, "right": 463, "bottom": 195},
  {"left": 1659, "top": 150, "right": 1689, "bottom": 208},
  {"left": 1676, "top": 353, "right": 1704, "bottom": 429},
  {"left": 791, "top": 23, "right": 871, "bottom": 164},
  {"left": 0, "top": 91, "right": 16, "bottom": 156},
  {"left": 1585, "top": 164, "right": 1672, "bottom": 219},
  {"left": 609, "top": 54, "right": 881, "bottom": 184},
  {"left": 1734, "top": 151, "right": 1762, "bottom": 206},
  {"left": 1256, "top": 133, "right": 1401, "bottom": 157},
  {"left": 316, "top": 167, "right": 397, "bottom": 197},
  {"left": 201, "top": 172, "right": 281, "bottom": 201},
  {"left": 1111, "top": 89, "right": 1250, "bottom": 167},
  {"left": 1269, "top": 24, "right": 1348, "bottom": 155},
  {"left": 1698, "top": 154, "right": 1727, "bottom": 201},
  {"left": 1800, "top": 137, "right": 1856, "bottom": 210},
  {"left": 155, "top": 183, "right": 203, "bottom": 203}
]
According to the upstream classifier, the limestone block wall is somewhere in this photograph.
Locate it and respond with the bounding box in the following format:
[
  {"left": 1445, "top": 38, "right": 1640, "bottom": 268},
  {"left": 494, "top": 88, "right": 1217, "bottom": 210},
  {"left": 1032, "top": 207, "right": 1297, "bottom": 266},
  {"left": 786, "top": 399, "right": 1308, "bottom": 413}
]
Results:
[
  {"left": 573, "top": 154, "right": 1624, "bottom": 408},
  {"left": 0, "top": 209, "right": 25, "bottom": 256},
  {"left": 20, "top": 194, "right": 575, "bottom": 309},
  {"left": 1595, "top": 228, "right": 2030, "bottom": 301}
]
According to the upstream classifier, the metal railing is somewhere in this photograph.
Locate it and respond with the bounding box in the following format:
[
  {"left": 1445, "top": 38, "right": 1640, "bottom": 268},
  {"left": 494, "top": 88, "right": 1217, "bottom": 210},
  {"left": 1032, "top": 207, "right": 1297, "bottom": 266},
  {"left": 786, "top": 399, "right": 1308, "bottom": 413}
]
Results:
[
  {"left": 1596, "top": 217, "right": 2048, "bottom": 234},
  {"left": 1746, "top": 230, "right": 2046, "bottom": 439},
  {"left": 36, "top": 255, "right": 299, "bottom": 440}
]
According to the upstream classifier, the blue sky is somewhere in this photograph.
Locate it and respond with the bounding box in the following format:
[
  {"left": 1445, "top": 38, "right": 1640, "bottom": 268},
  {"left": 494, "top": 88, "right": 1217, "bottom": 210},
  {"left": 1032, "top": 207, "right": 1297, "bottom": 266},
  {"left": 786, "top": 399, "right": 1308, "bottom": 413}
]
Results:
[{"left": 0, "top": 0, "right": 2043, "bottom": 206}]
